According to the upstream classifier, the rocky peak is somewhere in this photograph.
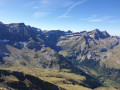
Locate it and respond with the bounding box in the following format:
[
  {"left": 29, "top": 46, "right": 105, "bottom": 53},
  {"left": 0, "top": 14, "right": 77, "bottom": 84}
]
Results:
[
  {"left": 0, "top": 22, "right": 6, "bottom": 27},
  {"left": 0, "top": 21, "right": 45, "bottom": 42},
  {"left": 0, "top": 21, "right": 3, "bottom": 24},
  {"left": 92, "top": 29, "right": 100, "bottom": 33},
  {"left": 67, "top": 30, "right": 72, "bottom": 33},
  {"left": 7, "top": 23, "right": 25, "bottom": 27},
  {"left": 102, "top": 31, "right": 110, "bottom": 38},
  {"left": 80, "top": 31, "right": 86, "bottom": 34},
  {"left": 82, "top": 31, "right": 89, "bottom": 37},
  {"left": 90, "top": 29, "right": 102, "bottom": 36},
  {"left": 89, "top": 29, "right": 110, "bottom": 39}
]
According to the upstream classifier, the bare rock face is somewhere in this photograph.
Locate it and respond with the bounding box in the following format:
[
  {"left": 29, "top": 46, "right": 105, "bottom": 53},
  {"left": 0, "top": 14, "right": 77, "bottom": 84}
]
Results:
[
  {"left": 44, "top": 30, "right": 65, "bottom": 51},
  {"left": 57, "top": 29, "right": 118, "bottom": 62},
  {"left": 0, "top": 21, "right": 120, "bottom": 88},
  {"left": 0, "top": 22, "right": 44, "bottom": 42},
  {"left": 102, "top": 31, "right": 110, "bottom": 38},
  {"left": 55, "top": 29, "right": 120, "bottom": 88},
  {"left": 88, "top": 29, "right": 110, "bottom": 39}
]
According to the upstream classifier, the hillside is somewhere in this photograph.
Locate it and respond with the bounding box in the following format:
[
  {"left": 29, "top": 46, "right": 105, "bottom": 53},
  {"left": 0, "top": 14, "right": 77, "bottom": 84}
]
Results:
[
  {"left": 55, "top": 29, "right": 120, "bottom": 88},
  {"left": 0, "top": 0, "right": 120, "bottom": 89},
  {"left": 0, "top": 22, "right": 103, "bottom": 89},
  {"left": 0, "top": 22, "right": 120, "bottom": 89},
  {"left": 0, "top": 69, "right": 64, "bottom": 90},
  {"left": 42, "top": 28, "right": 120, "bottom": 88}
]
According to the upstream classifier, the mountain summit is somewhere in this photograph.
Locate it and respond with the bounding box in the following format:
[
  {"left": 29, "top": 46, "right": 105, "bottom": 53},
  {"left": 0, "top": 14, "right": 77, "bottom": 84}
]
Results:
[{"left": 88, "top": 29, "right": 110, "bottom": 39}]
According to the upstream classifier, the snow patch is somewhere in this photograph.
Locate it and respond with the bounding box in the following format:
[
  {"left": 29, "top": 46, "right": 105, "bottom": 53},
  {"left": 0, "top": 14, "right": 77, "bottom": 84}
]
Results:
[
  {"left": 37, "top": 29, "right": 41, "bottom": 31},
  {"left": 0, "top": 39, "right": 10, "bottom": 43},
  {"left": 90, "top": 35, "right": 94, "bottom": 37},
  {"left": 19, "top": 42, "right": 27, "bottom": 44},
  {"left": 19, "top": 42, "right": 28, "bottom": 47}
]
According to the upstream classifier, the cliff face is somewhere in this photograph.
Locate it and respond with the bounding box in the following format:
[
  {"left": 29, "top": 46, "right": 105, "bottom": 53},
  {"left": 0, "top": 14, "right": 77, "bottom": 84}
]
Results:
[
  {"left": 0, "top": 22, "right": 44, "bottom": 42},
  {"left": 0, "top": 21, "right": 120, "bottom": 88},
  {"left": 56, "top": 29, "right": 120, "bottom": 88}
]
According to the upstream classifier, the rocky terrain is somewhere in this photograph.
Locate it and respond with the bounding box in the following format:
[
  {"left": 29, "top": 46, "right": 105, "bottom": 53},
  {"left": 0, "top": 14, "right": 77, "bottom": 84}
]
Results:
[
  {"left": 0, "top": 21, "right": 120, "bottom": 89},
  {"left": 43, "top": 29, "right": 120, "bottom": 88},
  {"left": 55, "top": 29, "right": 120, "bottom": 88}
]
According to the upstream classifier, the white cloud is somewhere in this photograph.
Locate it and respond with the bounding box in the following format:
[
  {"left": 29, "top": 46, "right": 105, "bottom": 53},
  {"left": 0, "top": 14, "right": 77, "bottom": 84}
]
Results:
[
  {"left": 29, "top": 0, "right": 74, "bottom": 9},
  {"left": 33, "top": 12, "right": 49, "bottom": 18},
  {"left": 108, "top": 20, "right": 120, "bottom": 23},
  {"left": 57, "top": 0, "right": 87, "bottom": 19},
  {"left": 39, "top": 0, "right": 74, "bottom": 7},
  {"left": 81, "top": 15, "right": 113, "bottom": 22},
  {"left": 29, "top": 0, "right": 75, "bottom": 16},
  {"left": 89, "top": 19, "right": 104, "bottom": 22}
]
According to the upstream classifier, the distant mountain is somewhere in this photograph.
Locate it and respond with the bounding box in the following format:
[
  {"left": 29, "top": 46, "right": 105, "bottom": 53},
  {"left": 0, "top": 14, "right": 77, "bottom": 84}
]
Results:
[
  {"left": 0, "top": 21, "right": 102, "bottom": 89},
  {"left": 43, "top": 28, "right": 120, "bottom": 88},
  {"left": 88, "top": 29, "right": 110, "bottom": 39},
  {"left": 0, "top": 21, "right": 120, "bottom": 89},
  {"left": 0, "top": 22, "right": 45, "bottom": 42},
  {"left": 55, "top": 29, "right": 120, "bottom": 88}
]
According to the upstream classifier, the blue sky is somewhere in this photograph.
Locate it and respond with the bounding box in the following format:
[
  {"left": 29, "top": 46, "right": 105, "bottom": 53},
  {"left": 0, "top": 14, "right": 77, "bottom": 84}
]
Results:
[{"left": 0, "top": 0, "right": 120, "bottom": 35}]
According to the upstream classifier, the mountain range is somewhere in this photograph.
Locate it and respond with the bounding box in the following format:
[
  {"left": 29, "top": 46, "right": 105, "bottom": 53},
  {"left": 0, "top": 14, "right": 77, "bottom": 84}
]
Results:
[{"left": 0, "top": 21, "right": 120, "bottom": 90}]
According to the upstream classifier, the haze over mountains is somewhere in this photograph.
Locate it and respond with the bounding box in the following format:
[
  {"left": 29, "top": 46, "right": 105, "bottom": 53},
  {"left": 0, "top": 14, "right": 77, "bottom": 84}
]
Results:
[{"left": 0, "top": 21, "right": 120, "bottom": 90}]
